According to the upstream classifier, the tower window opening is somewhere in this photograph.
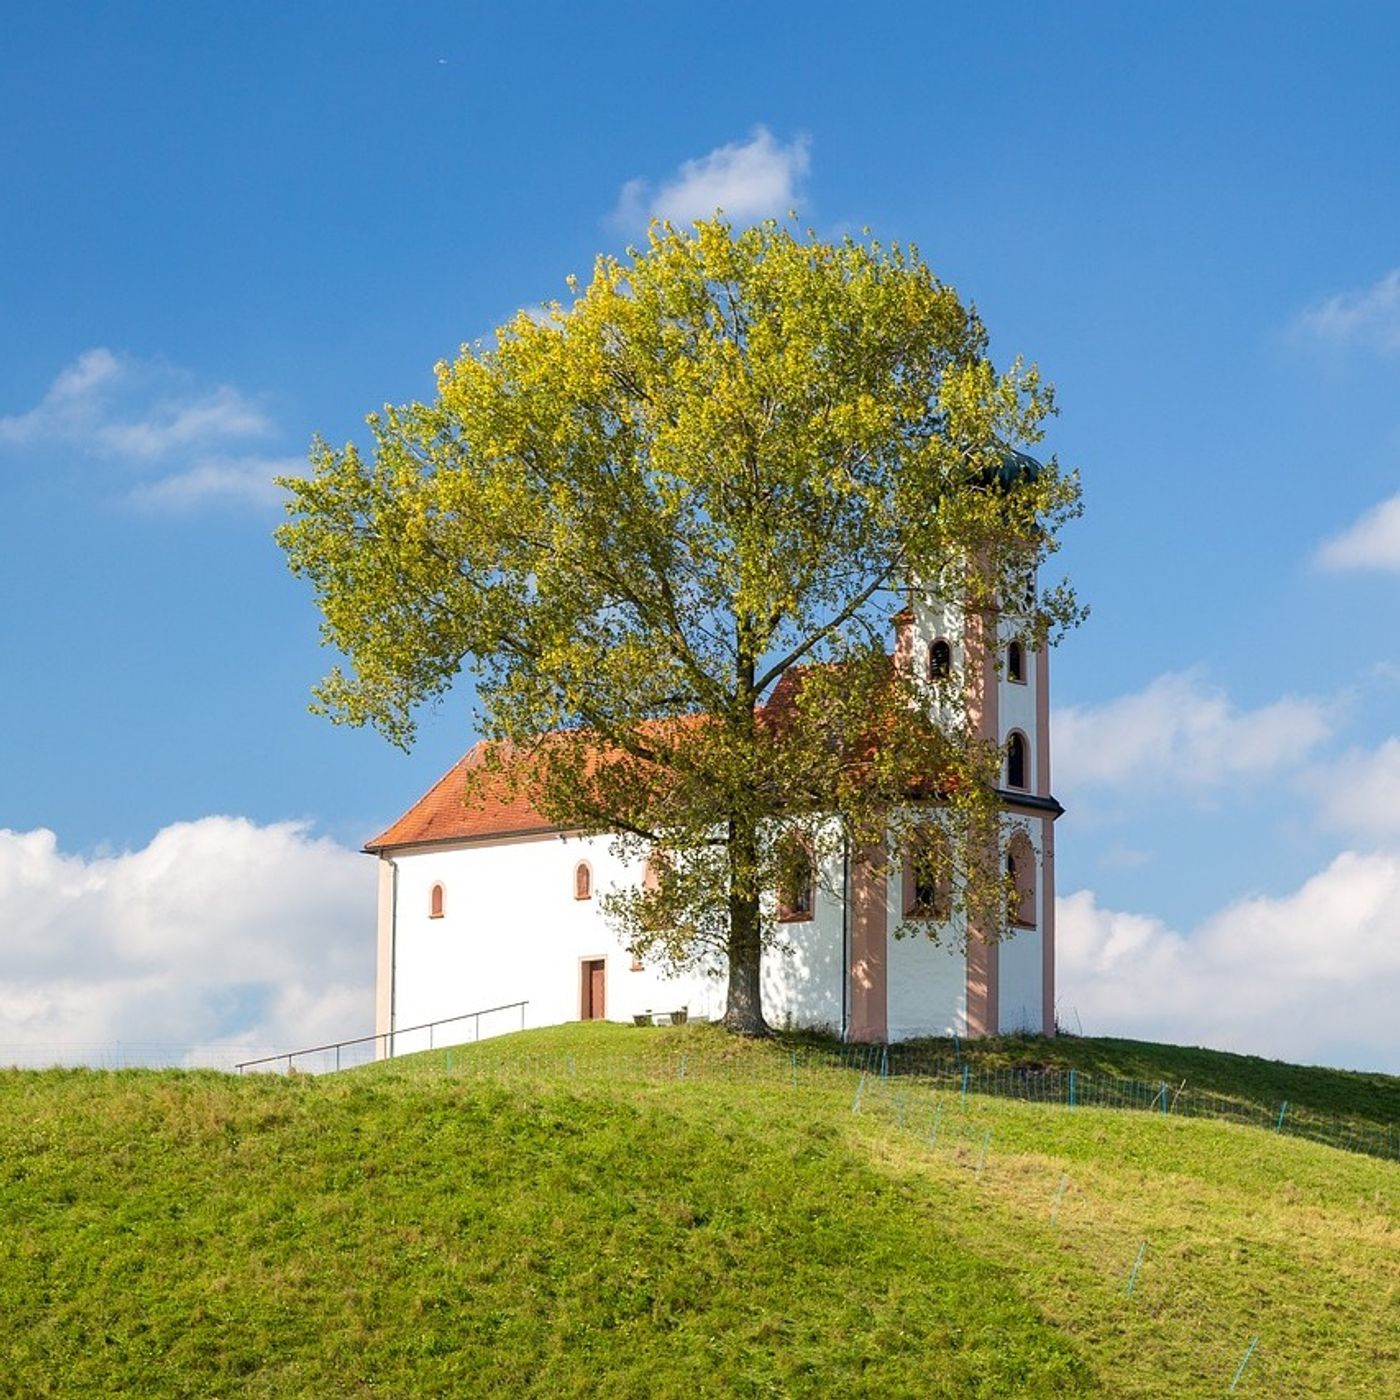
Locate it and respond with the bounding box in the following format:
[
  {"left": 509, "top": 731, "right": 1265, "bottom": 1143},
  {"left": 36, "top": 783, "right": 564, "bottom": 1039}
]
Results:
[
  {"left": 1007, "top": 641, "right": 1025, "bottom": 683},
  {"left": 429, "top": 883, "right": 445, "bottom": 919},
  {"left": 1006, "top": 732, "right": 1028, "bottom": 790},
  {"left": 930, "top": 639, "right": 952, "bottom": 680}
]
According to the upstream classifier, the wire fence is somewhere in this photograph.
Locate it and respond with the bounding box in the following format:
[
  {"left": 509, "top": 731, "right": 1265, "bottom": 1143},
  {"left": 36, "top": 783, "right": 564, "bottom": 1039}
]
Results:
[
  {"left": 834, "top": 1073, "right": 1309, "bottom": 1395},
  {"left": 3, "top": 1033, "right": 1390, "bottom": 1391},
  {"left": 5, "top": 1028, "right": 1394, "bottom": 1164},
  {"left": 382, "top": 1043, "right": 1395, "bottom": 1393},
  {"left": 386, "top": 1040, "right": 1399, "bottom": 1165},
  {"left": 855, "top": 1045, "right": 1400, "bottom": 1163}
]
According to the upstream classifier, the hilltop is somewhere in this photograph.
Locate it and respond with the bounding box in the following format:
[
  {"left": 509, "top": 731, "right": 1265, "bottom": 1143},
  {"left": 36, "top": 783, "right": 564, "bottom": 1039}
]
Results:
[{"left": 1, "top": 1025, "right": 1395, "bottom": 1396}]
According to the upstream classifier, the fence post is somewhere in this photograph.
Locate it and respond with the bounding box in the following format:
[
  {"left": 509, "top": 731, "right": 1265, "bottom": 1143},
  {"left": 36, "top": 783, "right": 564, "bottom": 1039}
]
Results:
[
  {"left": 1276, "top": 1100, "right": 1289, "bottom": 1132},
  {"left": 1069, "top": 1068, "right": 1077, "bottom": 1110},
  {"left": 1123, "top": 1241, "right": 1147, "bottom": 1298},
  {"left": 961, "top": 1064, "right": 970, "bottom": 1110},
  {"left": 1228, "top": 1337, "right": 1259, "bottom": 1393}
]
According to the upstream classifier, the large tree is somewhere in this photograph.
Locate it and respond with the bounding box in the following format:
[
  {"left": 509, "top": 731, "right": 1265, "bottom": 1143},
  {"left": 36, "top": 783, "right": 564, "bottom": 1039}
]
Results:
[{"left": 278, "top": 218, "right": 1082, "bottom": 1035}]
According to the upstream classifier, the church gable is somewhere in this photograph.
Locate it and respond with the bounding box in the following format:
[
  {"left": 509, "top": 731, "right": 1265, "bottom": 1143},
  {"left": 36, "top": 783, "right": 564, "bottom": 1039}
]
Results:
[{"left": 365, "top": 742, "right": 559, "bottom": 852}]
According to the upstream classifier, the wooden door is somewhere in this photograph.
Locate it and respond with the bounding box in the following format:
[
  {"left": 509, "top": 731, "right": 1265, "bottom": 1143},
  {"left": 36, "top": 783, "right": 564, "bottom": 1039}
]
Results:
[{"left": 581, "top": 959, "right": 606, "bottom": 1020}]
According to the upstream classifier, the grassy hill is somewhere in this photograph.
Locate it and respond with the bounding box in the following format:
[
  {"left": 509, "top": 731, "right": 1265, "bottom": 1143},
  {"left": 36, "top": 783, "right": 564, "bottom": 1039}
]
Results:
[{"left": 2, "top": 1026, "right": 1396, "bottom": 1396}]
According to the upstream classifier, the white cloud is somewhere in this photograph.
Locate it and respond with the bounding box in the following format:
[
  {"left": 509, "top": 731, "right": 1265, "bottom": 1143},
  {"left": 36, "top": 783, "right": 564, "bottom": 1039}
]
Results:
[
  {"left": 1054, "top": 671, "right": 1334, "bottom": 793},
  {"left": 0, "top": 818, "right": 374, "bottom": 1067},
  {"left": 1295, "top": 268, "right": 1400, "bottom": 353},
  {"left": 0, "top": 348, "right": 288, "bottom": 511},
  {"left": 1315, "top": 491, "right": 1400, "bottom": 571},
  {"left": 1305, "top": 736, "right": 1400, "bottom": 839},
  {"left": 129, "top": 455, "right": 299, "bottom": 511},
  {"left": 0, "top": 347, "right": 272, "bottom": 460},
  {"left": 98, "top": 385, "right": 270, "bottom": 459},
  {"left": 1057, "top": 849, "right": 1400, "bottom": 1072},
  {"left": 613, "top": 126, "right": 811, "bottom": 229}
]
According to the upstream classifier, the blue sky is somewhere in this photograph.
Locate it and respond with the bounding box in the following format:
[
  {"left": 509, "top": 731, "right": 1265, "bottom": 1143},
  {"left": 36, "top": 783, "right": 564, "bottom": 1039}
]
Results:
[{"left": 4, "top": 3, "right": 1400, "bottom": 1070}]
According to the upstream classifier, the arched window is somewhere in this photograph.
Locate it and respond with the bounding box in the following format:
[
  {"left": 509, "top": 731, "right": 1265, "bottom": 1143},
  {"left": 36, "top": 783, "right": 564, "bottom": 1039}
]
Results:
[
  {"left": 929, "top": 638, "right": 952, "bottom": 680},
  {"left": 429, "top": 883, "right": 445, "bottom": 919},
  {"left": 1007, "top": 832, "right": 1036, "bottom": 928},
  {"left": 777, "top": 836, "right": 815, "bottom": 921},
  {"left": 1006, "top": 732, "right": 1028, "bottom": 790},
  {"left": 1007, "top": 640, "right": 1025, "bottom": 683},
  {"left": 904, "top": 826, "right": 951, "bottom": 920},
  {"left": 574, "top": 861, "right": 592, "bottom": 900}
]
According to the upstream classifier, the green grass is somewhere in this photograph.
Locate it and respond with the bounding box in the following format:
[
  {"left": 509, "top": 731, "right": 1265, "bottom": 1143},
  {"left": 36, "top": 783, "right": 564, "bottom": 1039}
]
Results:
[
  {"left": 2, "top": 1025, "right": 1396, "bottom": 1396},
  {"left": 930, "top": 1031, "right": 1400, "bottom": 1123}
]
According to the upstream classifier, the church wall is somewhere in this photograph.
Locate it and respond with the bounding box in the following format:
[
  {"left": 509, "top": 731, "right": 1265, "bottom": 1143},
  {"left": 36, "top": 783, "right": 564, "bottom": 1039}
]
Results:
[
  {"left": 385, "top": 834, "right": 722, "bottom": 1054},
  {"left": 886, "top": 929, "right": 969, "bottom": 1041},
  {"left": 998, "top": 923, "right": 1044, "bottom": 1034},
  {"left": 886, "top": 865, "right": 968, "bottom": 1041},
  {"left": 998, "top": 624, "right": 1039, "bottom": 790},
  {"left": 998, "top": 811, "right": 1046, "bottom": 1034},
  {"left": 879, "top": 803, "right": 1049, "bottom": 1041},
  {"left": 761, "top": 844, "right": 846, "bottom": 1034}
]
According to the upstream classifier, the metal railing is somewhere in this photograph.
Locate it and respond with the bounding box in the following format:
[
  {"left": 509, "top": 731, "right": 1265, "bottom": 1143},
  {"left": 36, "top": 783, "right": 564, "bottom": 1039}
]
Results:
[{"left": 235, "top": 1000, "right": 529, "bottom": 1075}]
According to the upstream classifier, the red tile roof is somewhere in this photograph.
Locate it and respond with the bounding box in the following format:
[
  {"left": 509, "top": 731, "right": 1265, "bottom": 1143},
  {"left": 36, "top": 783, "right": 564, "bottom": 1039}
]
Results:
[
  {"left": 365, "top": 660, "right": 896, "bottom": 854},
  {"left": 365, "top": 742, "right": 559, "bottom": 852},
  {"left": 364, "top": 719, "right": 704, "bottom": 852}
]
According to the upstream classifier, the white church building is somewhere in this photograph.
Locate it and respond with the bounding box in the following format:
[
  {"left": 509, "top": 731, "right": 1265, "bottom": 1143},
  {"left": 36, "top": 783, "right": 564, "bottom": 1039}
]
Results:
[{"left": 367, "top": 586, "right": 1060, "bottom": 1050}]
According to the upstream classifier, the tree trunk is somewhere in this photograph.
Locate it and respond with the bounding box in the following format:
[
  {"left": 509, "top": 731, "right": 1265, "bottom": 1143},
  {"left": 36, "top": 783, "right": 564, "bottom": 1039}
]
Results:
[{"left": 724, "top": 812, "right": 769, "bottom": 1036}]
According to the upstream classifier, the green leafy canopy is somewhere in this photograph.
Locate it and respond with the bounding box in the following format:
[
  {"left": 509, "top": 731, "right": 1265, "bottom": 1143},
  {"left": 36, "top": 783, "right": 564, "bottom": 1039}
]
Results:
[{"left": 277, "top": 217, "right": 1083, "bottom": 1030}]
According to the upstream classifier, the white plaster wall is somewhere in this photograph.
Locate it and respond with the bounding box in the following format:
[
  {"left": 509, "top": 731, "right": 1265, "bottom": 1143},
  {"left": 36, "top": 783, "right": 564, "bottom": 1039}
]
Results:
[
  {"left": 998, "top": 924, "right": 1043, "bottom": 1034},
  {"left": 998, "top": 641, "right": 1038, "bottom": 783},
  {"left": 385, "top": 814, "right": 1050, "bottom": 1046},
  {"left": 760, "top": 846, "right": 845, "bottom": 1034},
  {"left": 912, "top": 590, "right": 968, "bottom": 727},
  {"left": 886, "top": 861, "right": 968, "bottom": 1040},
  {"left": 998, "top": 812, "right": 1046, "bottom": 1035},
  {"left": 882, "top": 804, "right": 970, "bottom": 1040},
  {"left": 887, "top": 927, "right": 968, "bottom": 1040},
  {"left": 911, "top": 584, "right": 1041, "bottom": 780},
  {"left": 387, "top": 833, "right": 722, "bottom": 1055},
  {"left": 881, "top": 805, "right": 1050, "bottom": 1040}
]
